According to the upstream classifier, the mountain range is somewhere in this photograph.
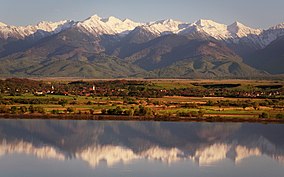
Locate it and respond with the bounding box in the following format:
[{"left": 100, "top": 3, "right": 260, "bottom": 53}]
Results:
[
  {"left": 1, "top": 120, "right": 284, "bottom": 168},
  {"left": 0, "top": 14, "right": 283, "bottom": 78}
]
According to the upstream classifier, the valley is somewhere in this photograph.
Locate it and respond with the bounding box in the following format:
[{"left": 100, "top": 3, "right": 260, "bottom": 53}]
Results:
[{"left": 0, "top": 78, "right": 283, "bottom": 122}]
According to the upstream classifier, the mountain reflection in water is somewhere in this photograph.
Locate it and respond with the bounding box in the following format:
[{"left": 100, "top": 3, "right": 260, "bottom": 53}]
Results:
[{"left": 0, "top": 120, "right": 284, "bottom": 169}]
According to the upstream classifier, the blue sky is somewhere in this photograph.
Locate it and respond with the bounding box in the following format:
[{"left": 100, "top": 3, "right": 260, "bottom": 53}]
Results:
[{"left": 0, "top": 0, "right": 283, "bottom": 29}]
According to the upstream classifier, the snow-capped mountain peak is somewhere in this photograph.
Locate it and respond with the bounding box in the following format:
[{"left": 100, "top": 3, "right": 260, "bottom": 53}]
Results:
[
  {"left": 77, "top": 14, "right": 141, "bottom": 36},
  {"left": 87, "top": 14, "right": 102, "bottom": 20},
  {"left": 77, "top": 15, "right": 115, "bottom": 36},
  {"left": 142, "top": 19, "right": 188, "bottom": 35},
  {"left": 178, "top": 19, "right": 264, "bottom": 42},
  {"left": 1, "top": 14, "right": 284, "bottom": 48},
  {"left": 195, "top": 19, "right": 226, "bottom": 28},
  {"left": 269, "top": 22, "right": 284, "bottom": 30},
  {"left": 153, "top": 19, "right": 180, "bottom": 25},
  {"left": 34, "top": 20, "right": 74, "bottom": 33},
  {"left": 260, "top": 22, "right": 284, "bottom": 47},
  {"left": 0, "top": 22, "right": 7, "bottom": 27},
  {"left": 102, "top": 16, "right": 121, "bottom": 23},
  {"left": 190, "top": 19, "right": 230, "bottom": 40},
  {"left": 0, "top": 20, "right": 74, "bottom": 39},
  {"left": 103, "top": 16, "right": 142, "bottom": 35},
  {"left": 228, "top": 21, "right": 262, "bottom": 38}
]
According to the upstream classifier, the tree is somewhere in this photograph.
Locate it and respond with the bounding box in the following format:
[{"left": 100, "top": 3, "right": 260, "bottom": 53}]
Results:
[
  {"left": 276, "top": 114, "right": 284, "bottom": 119},
  {"left": 101, "top": 109, "right": 107, "bottom": 115},
  {"left": 11, "top": 106, "right": 18, "bottom": 114},
  {"left": 28, "top": 105, "right": 35, "bottom": 113},
  {"left": 19, "top": 106, "right": 28, "bottom": 114},
  {"left": 144, "top": 107, "right": 154, "bottom": 116},
  {"left": 51, "top": 110, "right": 60, "bottom": 114},
  {"left": 36, "top": 107, "right": 45, "bottom": 114},
  {"left": 206, "top": 100, "right": 214, "bottom": 106},
  {"left": 242, "top": 103, "right": 249, "bottom": 110},
  {"left": 58, "top": 99, "right": 68, "bottom": 107},
  {"left": 198, "top": 110, "right": 205, "bottom": 117},
  {"left": 252, "top": 102, "right": 259, "bottom": 110}
]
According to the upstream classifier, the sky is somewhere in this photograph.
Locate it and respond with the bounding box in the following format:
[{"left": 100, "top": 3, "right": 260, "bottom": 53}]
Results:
[{"left": 0, "top": 0, "right": 283, "bottom": 29}]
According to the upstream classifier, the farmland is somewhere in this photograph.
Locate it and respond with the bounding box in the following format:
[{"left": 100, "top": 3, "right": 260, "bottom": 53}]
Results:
[{"left": 0, "top": 78, "right": 283, "bottom": 121}]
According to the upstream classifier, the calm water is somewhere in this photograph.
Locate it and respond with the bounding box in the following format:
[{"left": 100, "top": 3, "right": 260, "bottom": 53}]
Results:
[{"left": 0, "top": 120, "right": 284, "bottom": 177}]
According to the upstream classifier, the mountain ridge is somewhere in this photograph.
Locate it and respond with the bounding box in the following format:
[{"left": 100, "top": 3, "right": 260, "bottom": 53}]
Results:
[
  {"left": 0, "top": 14, "right": 283, "bottom": 78},
  {"left": 1, "top": 14, "right": 283, "bottom": 47}
]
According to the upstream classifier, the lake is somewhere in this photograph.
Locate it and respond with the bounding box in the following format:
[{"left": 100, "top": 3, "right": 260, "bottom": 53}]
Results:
[{"left": 0, "top": 120, "right": 283, "bottom": 177}]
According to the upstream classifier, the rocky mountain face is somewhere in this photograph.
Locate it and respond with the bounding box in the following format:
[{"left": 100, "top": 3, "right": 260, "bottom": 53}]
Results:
[{"left": 0, "top": 14, "right": 283, "bottom": 78}]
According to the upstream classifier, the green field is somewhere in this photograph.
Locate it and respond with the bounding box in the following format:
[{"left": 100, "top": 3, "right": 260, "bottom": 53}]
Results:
[{"left": 0, "top": 79, "right": 283, "bottom": 120}]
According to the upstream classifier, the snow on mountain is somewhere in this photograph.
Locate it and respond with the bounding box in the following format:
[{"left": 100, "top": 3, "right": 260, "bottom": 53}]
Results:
[
  {"left": 194, "top": 19, "right": 231, "bottom": 39},
  {"left": 141, "top": 19, "right": 189, "bottom": 35},
  {"left": 103, "top": 16, "right": 142, "bottom": 35},
  {"left": 260, "top": 22, "right": 284, "bottom": 46},
  {"left": 0, "top": 22, "right": 7, "bottom": 27},
  {"left": 76, "top": 15, "right": 116, "bottom": 36},
  {"left": 0, "top": 20, "right": 74, "bottom": 39},
  {"left": 228, "top": 21, "right": 262, "bottom": 38},
  {"left": 0, "top": 14, "right": 284, "bottom": 48},
  {"left": 179, "top": 19, "right": 263, "bottom": 44},
  {"left": 76, "top": 15, "right": 142, "bottom": 36},
  {"left": 227, "top": 21, "right": 263, "bottom": 46},
  {"left": 35, "top": 20, "right": 74, "bottom": 34}
]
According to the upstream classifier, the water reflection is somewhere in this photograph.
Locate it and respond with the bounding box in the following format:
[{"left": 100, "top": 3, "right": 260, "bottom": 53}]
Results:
[{"left": 0, "top": 120, "right": 284, "bottom": 170}]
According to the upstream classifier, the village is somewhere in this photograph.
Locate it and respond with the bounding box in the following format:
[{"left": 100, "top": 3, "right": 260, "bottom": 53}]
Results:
[{"left": 0, "top": 78, "right": 283, "bottom": 120}]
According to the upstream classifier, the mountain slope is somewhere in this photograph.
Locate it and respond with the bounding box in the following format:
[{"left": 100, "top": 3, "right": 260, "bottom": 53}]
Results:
[
  {"left": 106, "top": 34, "right": 265, "bottom": 77},
  {"left": 245, "top": 36, "right": 284, "bottom": 74},
  {"left": 154, "top": 57, "right": 265, "bottom": 78},
  {"left": 0, "top": 53, "right": 149, "bottom": 78}
]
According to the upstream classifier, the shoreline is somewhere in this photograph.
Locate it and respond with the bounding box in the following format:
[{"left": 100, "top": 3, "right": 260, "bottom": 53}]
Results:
[{"left": 1, "top": 113, "right": 284, "bottom": 124}]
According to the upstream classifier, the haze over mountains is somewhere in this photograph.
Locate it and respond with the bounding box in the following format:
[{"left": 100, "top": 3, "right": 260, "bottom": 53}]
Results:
[{"left": 0, "top": 14, "right": 283, "bottom": 78}]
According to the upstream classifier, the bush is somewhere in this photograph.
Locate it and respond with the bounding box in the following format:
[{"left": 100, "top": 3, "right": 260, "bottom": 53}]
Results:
[
  {"left": 124, "top": 109, "right": 134, "bottom": 116},
  {"left": 206, "top": 100, "right": 214, "bottom": 106},
  {"left": 107, "top": 106, "right": 123, "bottom": 115},
  {"left": 177, "top": 111, "right": 190, "bottom": 117},
  {"left": 89, "top": 109, "right": 94, "bottom": 114},
  {"left": 276, "top": 114, "right": 284, "bottom": 119},
  {"left": 259, "top": 112, "right": 269, "bottom": 119},
  {"left": 190, "top": 111, "right": 199, "bottom": 117},
  {"left": 101, "top": 109, "right": 107, "bottom": 115},
  {"left": 51, "top": 110, "right": 60, "bottom": 114},
  {"left": 36, "top": 107, "right": 45, "bottom": 114},
  {"left": 134, "top": 106, "right": 154, "bottom": 116},
  {"left": 58, "top": 99, "right": 68, "bottom": 107},
  {"left": 66, "top": 107, "right": 74, "bottom": 113},
  {"left": 86, "top": 101, "right": 92, "bottom": 105}
]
